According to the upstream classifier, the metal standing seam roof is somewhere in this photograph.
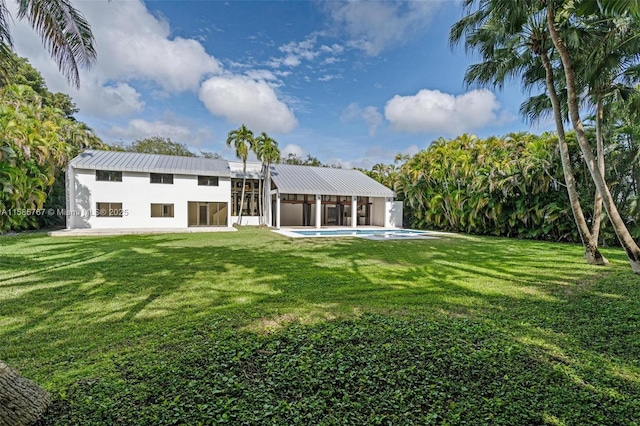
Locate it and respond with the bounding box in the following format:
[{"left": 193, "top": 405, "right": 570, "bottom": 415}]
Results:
[
  {"left": 228, "top": 161, "right": 263, "bottom": 179},
  {"left": 270, "top": 164, "right": 395, "bottom": 197},
  {"left": 69, "top": 150, "right": 231, "bottom": 176}
]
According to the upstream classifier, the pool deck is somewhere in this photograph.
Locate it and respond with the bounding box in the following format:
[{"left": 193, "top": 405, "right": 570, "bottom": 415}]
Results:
[
  {"left": 48, "top": 227, "right": 237, "bottom": 237},
  {"left": 274, "top": 227, "right": 452, "bottom": 240}
]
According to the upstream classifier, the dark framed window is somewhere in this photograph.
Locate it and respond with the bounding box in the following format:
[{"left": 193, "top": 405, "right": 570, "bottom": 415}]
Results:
[
  {"left": 231, "top": 178, "right": 260, "bottom": 216},
  {"left": 151, "top": 203, "right": 174, "bottom": 217},
  {"left": 150, "top": 173, "right": 173, "bottom": 184},
  {"left": 198, "top": 176, "right": 219, "bottom": 186},
  {"left": 96, "top": 202, "right": 123, "bottom": 217},
  {"left": 96, "top": 170, "right": 122, "bottom": 182}
]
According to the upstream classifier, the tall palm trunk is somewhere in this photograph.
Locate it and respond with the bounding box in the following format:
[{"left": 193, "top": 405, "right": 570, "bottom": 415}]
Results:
[
  {"left": 547, "top": 2, "right": 640, "bottom": 273},
  {"left": 264, "top": 163, "right": 272, "bottom": 226},
  {"left": 0, "top": 361, "right": 50, "bottom": 426},
  {"left": 239, "top": 164, "right": 246, "bottom": 226},
  {"left": 540, "top": 50, "right": 608, "bottom": 265},
  {"left": 258, "top": 166, "right": 263, "bottom": 225},
  {"left": 592, "top": 98, "right": 605, "bottom": 242}
]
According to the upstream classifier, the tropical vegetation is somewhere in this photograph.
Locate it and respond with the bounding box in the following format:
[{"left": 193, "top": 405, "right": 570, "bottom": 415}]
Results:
[
  {"left": 381, "top": 129, "right": 639, "bottom": 247},
  {"left": 0, "top": 57, "right": 103, "bottom": 233},
  {"left": 445, "top": 0, "right": 640, "bottom": 272},
  {"left": 120, "top": 136, "right": 197, "bottom": 157},
  {"left": 1, "top": 228, "right": 638, "bottom": 425}
]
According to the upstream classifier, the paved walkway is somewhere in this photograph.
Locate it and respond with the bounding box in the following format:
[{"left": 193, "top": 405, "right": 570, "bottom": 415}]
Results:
[{"left": 48, "top": 227, "right": 237, "bottom": 237}]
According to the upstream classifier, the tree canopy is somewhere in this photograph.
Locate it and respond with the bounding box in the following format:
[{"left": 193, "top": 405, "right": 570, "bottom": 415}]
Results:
[
  {"left": 123, "top": 137, "right": 197, "bottom": 157},
  {"left": 0, "top": 56, "right": 102, "bottom": 233}
]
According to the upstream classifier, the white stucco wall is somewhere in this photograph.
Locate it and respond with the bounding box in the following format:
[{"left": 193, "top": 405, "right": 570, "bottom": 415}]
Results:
[
  {"left": 371, "top": 197, "right": 386, "bottom": 227},
  {"left": 68, "top": 168, "right": 231, "bottom": 229},
  {"left": 387, "top": 200, "right": 403, "bottom": 228}
]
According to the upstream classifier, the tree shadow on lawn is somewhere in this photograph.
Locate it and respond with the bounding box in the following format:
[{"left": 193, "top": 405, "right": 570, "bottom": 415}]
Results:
[{"left": 1, "top": 229, "right": 639, "bottom": 424}]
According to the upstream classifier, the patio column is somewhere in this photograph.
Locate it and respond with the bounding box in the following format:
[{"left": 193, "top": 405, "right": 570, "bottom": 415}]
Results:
[
  {"left": 383, "top": 197, "right": 391, "bottom": 227},
  {"left": 351, "top": 196, "right": 357, "bottom": 228},
  {"left": 276, "top": 191, "right": 281, "bottom": 230},
  {"left": 315, "top": 194, "right": 321, "bottom": 229}
]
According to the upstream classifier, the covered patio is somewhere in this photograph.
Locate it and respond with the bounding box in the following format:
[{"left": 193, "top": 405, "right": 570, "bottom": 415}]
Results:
[{"left": 268, "top": 164, "right": 402, "bottom": 229}]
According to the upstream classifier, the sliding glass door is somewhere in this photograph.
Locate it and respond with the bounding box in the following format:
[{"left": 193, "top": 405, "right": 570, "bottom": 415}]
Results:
[{"left": 188, "top": 202, "right": 228, "bottom": 227}]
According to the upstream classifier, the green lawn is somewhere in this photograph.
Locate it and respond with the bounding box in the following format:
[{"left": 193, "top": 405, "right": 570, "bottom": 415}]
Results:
[{"left": 1, "top": 228, "right": 639, "bottom": 425}]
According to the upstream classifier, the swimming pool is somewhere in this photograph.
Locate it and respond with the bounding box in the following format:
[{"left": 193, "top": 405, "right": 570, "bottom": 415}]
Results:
[{"left": 278, "top": 228, "right": 435, "bottom": 239}]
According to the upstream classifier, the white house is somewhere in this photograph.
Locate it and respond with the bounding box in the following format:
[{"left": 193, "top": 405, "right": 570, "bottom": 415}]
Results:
[{"left": 65, "top": 150, "right": 402, "bottom": 230}]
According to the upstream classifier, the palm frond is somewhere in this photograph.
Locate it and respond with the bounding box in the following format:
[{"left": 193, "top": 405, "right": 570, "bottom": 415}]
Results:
[
  {"left": 0, "top": 0, "right": 12, "bottom": 46},
  {"left": 17, "top": 0, "right": 96, "bottom": 88},
  {"left": 520, "top": 93, "right": 553, "bottom": 125}
]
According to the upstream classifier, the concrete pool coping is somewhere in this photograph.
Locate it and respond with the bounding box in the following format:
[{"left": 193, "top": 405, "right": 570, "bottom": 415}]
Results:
[{"left": 273, "top": 227, "right": 453, "bottom": 240}]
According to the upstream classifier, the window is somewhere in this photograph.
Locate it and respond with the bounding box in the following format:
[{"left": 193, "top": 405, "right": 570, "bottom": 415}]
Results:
[
  {"left": 150, "top": 173, "right": 173, "bottom": 184},
  {"left": 96, "top": 202, "right": 123, "bottom": 217},
  {"left": 231, "top": 178, "right": 260, "bottom": 216},
  {"left": 151, "top": 204, "right": 174, "bottom": 218},
  {"left": 96, "top": 170, "right": 122, "bottom": 182},
  {"left": 198, "top": 176, "right": 219, "bottom": 186},
  {"left": 188, "top": 202, "right": 228, "bottom": 227}
]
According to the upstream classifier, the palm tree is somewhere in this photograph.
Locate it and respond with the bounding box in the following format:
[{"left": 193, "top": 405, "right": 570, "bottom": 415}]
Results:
[
  {"left": 577, "top": 15, "right": 640, "bottom": 243},
  {"left": 546, "top": 0, "right": 640, "bottom": 273},
  {"left": 254, "top": 132, "right": 280, "bottom": 226},
  {"left": 451, "top": 2, "right": 608, "bottom": 265},
  {"left": 226, "top": 125, "right": 254, "bottom": 226},
  {"left": 0, "top": 0, "right": 96, "bottom": 88}
]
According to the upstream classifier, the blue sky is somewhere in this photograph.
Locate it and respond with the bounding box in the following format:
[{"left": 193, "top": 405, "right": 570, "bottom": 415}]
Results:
[{"left": 12, "top": 0, "right": 544, "bottom": 168}]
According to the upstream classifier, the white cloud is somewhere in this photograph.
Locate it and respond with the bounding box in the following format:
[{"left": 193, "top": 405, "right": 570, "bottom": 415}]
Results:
[
  {"left": 107, "top": 118, "right": 213, "bottom": 147},
  {"left": 11, "top": 0, "right": 221, "bottom": 117},
  {"left": 361, "top": 106, "right": 383, "bottom": 137},
  {"left": 280, "top": 35, "right": 320, "bottom": 63},
  {"left": 78, "top": 1, "right": 221, "bottom": 93},
  {"left": 76, "top": 81, "right": 145, "bottom": 117},
  {"left": 199, "top": 76, "right": 297, "bottom": 133},
  {"left": 281, "top": 144, "right": 306, "bottom": 158},
  {"left": 267, "top": 33, "right": 344, "bottom": 70},
  {"left": 341, "top": 103, "right": 360, "bottom": 122},
  {"left": 267, "top": 35, "right": 321, "bottom": 68},
  {"left": 320, "top": 44, "right": 345, "bottom": 54},
  {"left": 318, "top": 74, "right": 342, "bottom": 82},
  {"left": 384, "top": 89, "right": 510, "bottom": 135},
  {"left": 283, "top": 56, "right": 302, "bottom": 67},
  {"left": 341, "top": 103, "right": 383, "bottom": 136},
  {"left": 245, "top": 69, "right": 278, "bottom": 81},
  {"left": 322, "top": 1, "right": 440, "bottom": 55}
]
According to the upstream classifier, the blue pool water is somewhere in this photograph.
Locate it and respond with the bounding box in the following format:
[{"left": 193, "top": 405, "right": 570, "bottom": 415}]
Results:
[{"left": 291, "top": 229, "right": 427, "bottom": 237}]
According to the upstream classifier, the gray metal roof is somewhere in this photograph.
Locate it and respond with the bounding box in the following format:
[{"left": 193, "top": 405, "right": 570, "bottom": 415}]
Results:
[
  {"left": 270, "top": 164, "right": 395, "bottom": 197},
  {"left": 70, "top": 150, "right": 231, "bottom": 176},
  {"left": 229, "top": 160, "right": 263, "bottom": 179}
]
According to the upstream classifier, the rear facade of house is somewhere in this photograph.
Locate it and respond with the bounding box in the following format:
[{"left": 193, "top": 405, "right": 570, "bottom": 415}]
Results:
[{"left": 66, "top": 150, "right": 402, "bottom": 230}]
